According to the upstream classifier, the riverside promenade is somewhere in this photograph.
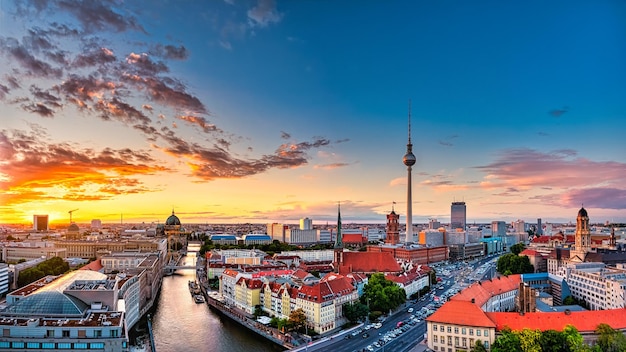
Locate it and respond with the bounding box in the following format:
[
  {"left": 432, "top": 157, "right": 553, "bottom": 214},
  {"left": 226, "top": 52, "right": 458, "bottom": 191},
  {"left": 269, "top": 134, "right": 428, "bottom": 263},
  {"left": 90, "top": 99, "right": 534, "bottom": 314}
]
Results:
[{"left": 202, "top": 287, "right": 293, "bottom": 349}]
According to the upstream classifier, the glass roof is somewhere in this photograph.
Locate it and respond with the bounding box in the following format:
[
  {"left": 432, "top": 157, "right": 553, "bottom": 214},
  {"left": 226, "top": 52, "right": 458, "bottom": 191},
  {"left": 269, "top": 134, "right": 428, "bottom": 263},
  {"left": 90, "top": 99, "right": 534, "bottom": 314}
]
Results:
[
  {"left": 3, "top": 270, "right": 107, "bottom": 316},
  {"left": 3, "top": 291, "right": 88, "bottom": 315}
]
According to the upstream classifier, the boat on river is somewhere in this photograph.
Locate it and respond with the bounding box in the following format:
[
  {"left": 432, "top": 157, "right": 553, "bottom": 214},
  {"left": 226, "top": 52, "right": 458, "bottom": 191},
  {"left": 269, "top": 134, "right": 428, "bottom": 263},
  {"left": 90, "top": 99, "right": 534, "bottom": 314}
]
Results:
[{"left": 193, "top": 294, "right": 205, "bottom": 304}]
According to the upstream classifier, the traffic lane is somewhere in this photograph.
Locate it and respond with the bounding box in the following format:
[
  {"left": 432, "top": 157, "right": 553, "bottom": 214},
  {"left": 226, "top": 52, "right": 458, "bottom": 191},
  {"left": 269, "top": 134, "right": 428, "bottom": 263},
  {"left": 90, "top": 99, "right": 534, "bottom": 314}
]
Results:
[{"left": 374, "top": 323, "right": 426, "bottom": 352}]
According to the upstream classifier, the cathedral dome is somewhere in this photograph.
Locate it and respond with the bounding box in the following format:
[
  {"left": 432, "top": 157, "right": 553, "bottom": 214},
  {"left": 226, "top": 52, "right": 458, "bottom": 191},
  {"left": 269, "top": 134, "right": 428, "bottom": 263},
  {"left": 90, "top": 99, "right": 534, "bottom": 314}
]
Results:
[
  {"left": 67, "top": 223, "right": 79, "bottom": 232},
  {"left": 165, "top": 210, "right": 181, "bottom": 226},
  {"left": 578, "top": 207, "right": 588, "bottom": 218}
]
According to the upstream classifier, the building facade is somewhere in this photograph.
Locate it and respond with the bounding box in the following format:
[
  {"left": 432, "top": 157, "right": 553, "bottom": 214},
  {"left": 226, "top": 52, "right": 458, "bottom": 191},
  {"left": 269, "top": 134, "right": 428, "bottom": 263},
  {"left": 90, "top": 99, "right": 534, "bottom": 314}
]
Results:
[{"left": 450, "top": 202, "right": 467, "bottom": 230}]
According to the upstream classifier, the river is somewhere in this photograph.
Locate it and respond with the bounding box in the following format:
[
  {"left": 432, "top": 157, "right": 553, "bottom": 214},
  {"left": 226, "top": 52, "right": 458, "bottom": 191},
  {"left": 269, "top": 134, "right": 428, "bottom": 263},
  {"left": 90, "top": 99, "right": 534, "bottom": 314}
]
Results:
[{"left": 134, "top": 243, "right": 282, "bottom": 352}]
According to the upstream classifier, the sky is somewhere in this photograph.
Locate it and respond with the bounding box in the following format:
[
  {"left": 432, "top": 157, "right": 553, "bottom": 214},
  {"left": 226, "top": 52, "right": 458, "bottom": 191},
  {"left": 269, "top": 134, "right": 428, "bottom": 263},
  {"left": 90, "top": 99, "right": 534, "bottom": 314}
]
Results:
[{"left": 1, "top": 0, "right": 625, "bottom": 227}]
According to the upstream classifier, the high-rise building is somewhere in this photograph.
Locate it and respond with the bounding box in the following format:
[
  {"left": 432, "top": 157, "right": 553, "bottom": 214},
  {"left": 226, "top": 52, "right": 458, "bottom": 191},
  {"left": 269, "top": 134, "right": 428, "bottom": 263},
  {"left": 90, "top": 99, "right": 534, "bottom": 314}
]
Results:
[
  {"left": 33, "top": 215, "right": 49, "bottom": 231},
  {"left": 299, "top": 217, "right": 312, "bottom": 230},
  {"left": 267, "top": 223, "right": 286, "bottom": 242},
  {"left": 403, "top": 101, "right": 416, "bottom": 243},
  {"left": 428, "top": 218, "right": 441, "bottom": 230},
  {"left": 512, "top": 219, "right": 525, "bottom": 234},
  {"left": 492, "top": 221, "right": 507, "bottom": 237},
  {"left": 91, "top": 219, "right": 102, "bottom": 229},
  {"left": 450, "top": 202, "right": 466, "bottom": 230},
  {"left": 537, "top": 218, "right": 543, "bottom": 235}
]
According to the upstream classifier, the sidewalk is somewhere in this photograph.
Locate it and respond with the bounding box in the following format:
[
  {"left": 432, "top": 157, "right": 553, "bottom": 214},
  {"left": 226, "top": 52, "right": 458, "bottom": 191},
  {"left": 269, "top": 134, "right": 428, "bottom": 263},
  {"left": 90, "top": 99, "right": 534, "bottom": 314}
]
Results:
[{"left": 408, "top": 340, "right": 429, "bottom": 352}]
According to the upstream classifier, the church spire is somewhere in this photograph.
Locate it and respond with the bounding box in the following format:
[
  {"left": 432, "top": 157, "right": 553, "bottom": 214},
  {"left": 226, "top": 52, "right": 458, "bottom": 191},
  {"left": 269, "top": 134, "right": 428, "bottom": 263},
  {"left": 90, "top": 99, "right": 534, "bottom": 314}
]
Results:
[{"left": 334, "top": 202, "right": 343, "bottom": 249}]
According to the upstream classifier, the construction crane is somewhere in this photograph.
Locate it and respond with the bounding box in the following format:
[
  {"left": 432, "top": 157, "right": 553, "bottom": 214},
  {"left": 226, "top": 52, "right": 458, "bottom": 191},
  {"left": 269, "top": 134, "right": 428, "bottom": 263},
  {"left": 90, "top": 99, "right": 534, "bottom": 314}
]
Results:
[{"left": 68, "top": 209, "right": 79, "bottom": 223}]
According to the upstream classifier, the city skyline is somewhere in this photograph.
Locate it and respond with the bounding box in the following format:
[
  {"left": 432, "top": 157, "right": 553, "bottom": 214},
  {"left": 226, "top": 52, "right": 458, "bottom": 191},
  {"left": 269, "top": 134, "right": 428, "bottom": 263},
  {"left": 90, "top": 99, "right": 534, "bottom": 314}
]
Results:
[{"left": 1, "top": 1, "right": 625, "bottom": 226}]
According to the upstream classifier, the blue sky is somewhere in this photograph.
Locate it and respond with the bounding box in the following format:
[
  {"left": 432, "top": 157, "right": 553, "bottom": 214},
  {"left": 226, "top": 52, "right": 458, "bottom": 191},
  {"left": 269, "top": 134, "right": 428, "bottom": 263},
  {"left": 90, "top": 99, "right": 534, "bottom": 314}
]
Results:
[{"left": 1, "top": 0, "right": 625, "bottom": 226}]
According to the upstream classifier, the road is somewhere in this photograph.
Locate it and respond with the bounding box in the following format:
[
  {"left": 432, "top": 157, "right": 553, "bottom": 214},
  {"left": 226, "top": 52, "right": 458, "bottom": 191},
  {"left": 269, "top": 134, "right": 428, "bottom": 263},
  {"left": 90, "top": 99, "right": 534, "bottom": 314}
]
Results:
[{"left": 294, "top": 253, "right": 503, "bottom": 352}]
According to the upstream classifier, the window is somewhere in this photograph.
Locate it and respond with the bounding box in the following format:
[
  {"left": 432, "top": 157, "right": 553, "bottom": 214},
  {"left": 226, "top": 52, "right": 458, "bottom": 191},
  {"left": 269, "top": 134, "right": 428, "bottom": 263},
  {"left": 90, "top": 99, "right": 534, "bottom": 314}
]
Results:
[
  {"left": 434, "top": 335, "right": 438, "bottom": 343},
  {"left": 95, "top": 330, "right": 102, "bottom": 337},
  {"left": 463, "top": 337, "right": 467, "bottom": 347},
  {"left": 58, "top": 343, "right": 72, "bottom": 349},
  {"left": 440, "top": 326, "right": 444, "bottom": 332},
  {"left": 11, "top": 342, "right": 24, "bottom": 348},
  {"left": 448, "top": 336, "right": 452, "bottom": 345},
  {"left": 462, "top": 328, "right": 466, "bottom": 335},
  {"left": 42, "top": 343, "right": 55, "bottom": 349},
  {"left": 447, "top": 326, "right": 452, "bottom": 333},
  {"left": 90, "top": 342, "right": 105, "bottom": 349},
  {"left": 485, "top": 341, "right": 490, "bottom": 349},
  {"left": 454, "top": 327, "right": 459, "bottom": 334},
  {"left": 455, "top": 337, "right": 459, "bottom": 346},
  {"left": 469, "top": 328, "right": 474, "bottom": 336},
  {"left": 27, "top": 342, "right": 41, "bottom": 348},
  {"left": 74, "top": 343, "right": 88, "bottom": 349},
  {"left": 477, "top": 330, "right": 481, "bottom": 336},
  {"left": 433, "top": 324, "right": 438, "bottom": 330},
  {"left": 62, "top": 330, "right": 70, "bottom": 337},
  {"left": 484, "top": 329, "right": 489, "bottom": 337}
]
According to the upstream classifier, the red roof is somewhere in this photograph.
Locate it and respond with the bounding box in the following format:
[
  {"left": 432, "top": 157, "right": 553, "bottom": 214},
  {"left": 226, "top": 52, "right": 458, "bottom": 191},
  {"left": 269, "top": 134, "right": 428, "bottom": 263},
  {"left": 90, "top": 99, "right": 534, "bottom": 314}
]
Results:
[
  {"left": 338, "top": 252, "right": 401, "bottom": 274},
  {"left": 297, "top": 275, "right": 356, "bottom": 303},
  {"left": 79, "top": 259, "right": 103, "bottom": 272},
  {"left": 343, "top": 233, "right": 366, "bottom": 244},
  {"left": 487, "top": 309, "right": 626, "bottom": 333},
  {"left": 451, "top": 275, "right": 521, "bottom": 308},
  {"left": 519, "top": 249, "right": 540, "bottom": 256},
  {"left": 427, "top": 300, "right": 496, "bottom": 328},
  {"left": 292, "top": 269, "right": 311, "bottom": 280}
]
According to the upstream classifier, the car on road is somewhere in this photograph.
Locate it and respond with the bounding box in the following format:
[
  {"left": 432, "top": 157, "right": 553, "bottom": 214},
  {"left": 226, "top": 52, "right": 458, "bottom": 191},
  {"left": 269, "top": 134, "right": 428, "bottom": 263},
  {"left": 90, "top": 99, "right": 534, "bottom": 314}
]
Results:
[
  {"left": 362, "top": 333, "right": 369, "bottom": 338},
  {"left": 408, "top": 307, "right": 414, "bottom": 313}
]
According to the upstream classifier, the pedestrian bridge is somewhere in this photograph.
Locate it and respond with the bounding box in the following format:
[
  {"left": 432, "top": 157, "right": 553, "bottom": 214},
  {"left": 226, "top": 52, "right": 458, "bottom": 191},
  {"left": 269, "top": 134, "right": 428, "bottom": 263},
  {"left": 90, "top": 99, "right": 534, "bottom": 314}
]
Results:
[{"left": 164, "top": 264, "right": 197, "bottom": 270}]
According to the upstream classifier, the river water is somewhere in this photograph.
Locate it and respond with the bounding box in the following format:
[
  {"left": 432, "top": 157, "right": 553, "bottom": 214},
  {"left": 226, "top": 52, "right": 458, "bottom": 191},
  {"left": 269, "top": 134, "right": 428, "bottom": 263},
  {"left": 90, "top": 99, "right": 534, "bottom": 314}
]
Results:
[{"left": 139, "top": 244, "right": 281, "bottom": 352}]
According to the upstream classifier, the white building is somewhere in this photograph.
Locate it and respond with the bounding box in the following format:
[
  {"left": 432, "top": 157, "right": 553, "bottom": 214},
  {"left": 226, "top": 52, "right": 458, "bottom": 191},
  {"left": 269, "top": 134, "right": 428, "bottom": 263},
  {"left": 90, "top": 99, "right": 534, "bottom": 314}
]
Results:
[
  {"left": 284, "top": 229, "right": 317, "bottom": 244},
  {"left": 299, "top": 218, "right": 313, "bottom": 230},
  {"left": 0, "top": 263, "right": 9, "bottom": 296},
  {"left": 564, "top": 262, "right": 626, "bottom": 310}
]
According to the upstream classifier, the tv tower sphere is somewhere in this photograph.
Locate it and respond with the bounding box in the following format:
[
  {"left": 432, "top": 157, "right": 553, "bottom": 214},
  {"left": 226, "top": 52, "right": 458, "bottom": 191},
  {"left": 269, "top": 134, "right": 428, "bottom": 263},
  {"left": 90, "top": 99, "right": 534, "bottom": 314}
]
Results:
[{"left": 403, "top": 150, "right": 416, "bottom": 166}]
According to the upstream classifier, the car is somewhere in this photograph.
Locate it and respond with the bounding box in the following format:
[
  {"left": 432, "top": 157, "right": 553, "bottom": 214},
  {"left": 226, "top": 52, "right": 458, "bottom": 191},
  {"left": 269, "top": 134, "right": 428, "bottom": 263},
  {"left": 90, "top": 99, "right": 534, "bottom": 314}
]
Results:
[
  {"left": 408, "top": 308, "right": 414, "bottom": 313},
  {"left": 367, "top": 346, "right": 374, "bottom": 351},
  {"left": 362, "top": 333, "right": 369, "bottom": 338}
]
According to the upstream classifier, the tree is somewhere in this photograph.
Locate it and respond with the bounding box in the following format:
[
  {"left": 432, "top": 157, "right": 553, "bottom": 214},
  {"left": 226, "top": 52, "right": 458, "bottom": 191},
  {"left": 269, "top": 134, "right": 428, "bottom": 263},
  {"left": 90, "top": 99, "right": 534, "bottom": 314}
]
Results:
[
  {"left": 497, "top": 253, "right": 534, "bottom": 275},
  {"left": 539, "top": 329, "right": 566, "bottom": 352},
  {"left": 563, "top": 325, "right": 586, "bottom": 352},
  {"left": 361, "top": 273, "right": 406, "bottom": 313},
  {"left": 288, "top": 308, "right": 307, "bottom": 332},
  {"left": 563, "top": 296, "right": 578, "bottom": 306},
  {"left": 492, "top": 327, "right": 521, "bottom": 352},
  {"left": 474, "top": 339, "right": 488, "bottom": 352},
  {"left": 510, "top": 243, "right": 526, "bottom": 255},
  {"left": 343, "top": 302, "right": 369, "bottom": 323},
  {"left": 595, "top": 323, "right": 626, "bottom": 352}
]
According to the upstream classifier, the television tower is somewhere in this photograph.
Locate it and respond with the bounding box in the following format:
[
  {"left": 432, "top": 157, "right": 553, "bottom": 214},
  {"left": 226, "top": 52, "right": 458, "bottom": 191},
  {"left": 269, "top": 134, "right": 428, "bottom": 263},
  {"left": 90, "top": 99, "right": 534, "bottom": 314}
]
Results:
[{"left": 403, "top": 101, "right": 416, "bottom": 243}]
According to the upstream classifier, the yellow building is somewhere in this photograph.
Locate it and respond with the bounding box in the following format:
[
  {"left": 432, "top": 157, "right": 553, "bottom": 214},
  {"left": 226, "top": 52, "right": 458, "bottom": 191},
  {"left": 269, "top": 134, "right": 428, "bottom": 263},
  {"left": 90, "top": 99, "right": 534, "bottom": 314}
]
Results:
[{"left": 234, "top": 277, "right": 263, "bottom": 314}]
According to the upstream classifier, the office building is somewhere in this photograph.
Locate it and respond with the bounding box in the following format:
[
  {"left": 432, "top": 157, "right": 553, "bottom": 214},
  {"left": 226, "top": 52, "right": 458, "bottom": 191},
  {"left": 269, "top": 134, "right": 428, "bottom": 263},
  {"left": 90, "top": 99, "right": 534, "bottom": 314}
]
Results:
[
  {"left": 33, "top": 215, "right": 49, "bottom": 231},
  {"left": 450, "top": 202, "right": 466, "bottom": 230},
  {"left": 299, "top": 218, "right": 312, "bottom": 230}
]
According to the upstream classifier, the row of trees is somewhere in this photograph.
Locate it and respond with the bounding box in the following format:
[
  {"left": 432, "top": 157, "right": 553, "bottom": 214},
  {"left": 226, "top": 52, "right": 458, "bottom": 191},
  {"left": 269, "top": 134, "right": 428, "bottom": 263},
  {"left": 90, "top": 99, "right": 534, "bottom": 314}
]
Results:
[
  {"left": 496, "top": 253, "right": 534, "bottom": 275},
  {"left": 17, "top": 256, "right": 69, "bottom": 287},
  {"left": 198, "top": 239, "right": 335, "bottom": 257},
  {"left": 492, "top": 324, "right": 626, "bottom": 352}
]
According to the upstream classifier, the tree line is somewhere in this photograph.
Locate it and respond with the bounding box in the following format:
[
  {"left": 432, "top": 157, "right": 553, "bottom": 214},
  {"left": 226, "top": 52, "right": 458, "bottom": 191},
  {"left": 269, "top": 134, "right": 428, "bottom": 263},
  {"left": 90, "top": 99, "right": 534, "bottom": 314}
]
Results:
[
  {"left": 17, "top": 256, "right": 70, "bottom": 287},
  {"left": 492, "top": 324, "right": 626, "bottom": 352}
]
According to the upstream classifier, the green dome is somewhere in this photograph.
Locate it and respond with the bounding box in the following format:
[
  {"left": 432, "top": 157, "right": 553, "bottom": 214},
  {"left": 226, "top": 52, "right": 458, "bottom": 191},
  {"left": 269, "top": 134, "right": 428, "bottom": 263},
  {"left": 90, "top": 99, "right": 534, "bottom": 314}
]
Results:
[{"left": 166, "top": 210, "right": 181, "bottom": 225}]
